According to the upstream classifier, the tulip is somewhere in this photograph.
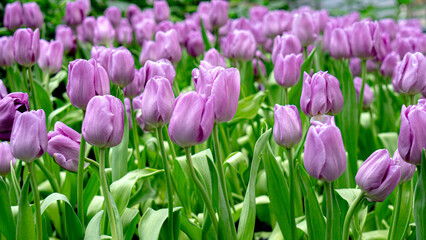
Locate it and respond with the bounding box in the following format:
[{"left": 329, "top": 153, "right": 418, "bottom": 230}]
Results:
[
  {"left": 349, "top": 58, "right": 361, "bottom": 76},
  {"left": 169, "top": 91, "right": 214, "bottom": 147},
  {"left": 379, "top": 19, "right": 398, "bottom": 40},
  {"left": 349, "top": 21, "right": 377, "bottom": 58},
  {"left": 154, "top": 1, "right": 170, "bottom": 23},
  {"left": 392, "top": 52, "right": 425, "bottom": 95},
  {"left": 13, "top": 28, "right": 40, "bottom": 67},
  {"left": 393, "top": 150, "right": 415, "bottom": 184},
  {"left": 0, "top": 37, "right": 15, "bottom": 67},
  {"left": 91, "top": 46, "right": 112, "bottom": 71},
  {"left": 210, "top": 0, "right": 228, "bottom": 28},
  {"left": 105, "top": 6, "right": 122, "bottom": 28},
  {"left": 263, "top": 10, "right": 291, "bottom": 38},
  {"left": 366, "top": 59, "right": 379, "bottom": 72},
  {"left": 197, "top": 2, "right": 212, "bottom": 31},
  {"left": 274, "top": 53, "right": 303, "bottom": 88},
  {"left": 355, "top": 149, "right": 401, "bottom": 202},
  {"left": 353, "top": 77, "right": 374, "bottom": 108},
  {"left": 132, "top": 95, "right": 151, "bottom": 132},
  {"left": 249, "top": 6, "right": 268, "bottom": 22},
  {"left": 373, "top": 33, "right": 391, "bottom": 62},
  {"left": 253, "top": 58, "right": 266, "bottom": 77},
  {"left": 126, "top": 4, "right": 141, "bottom": 21},
  {"left": 300, "top": 71, "right": 344, "bottom": 117},
  {"left": 10, "top": 110, "right": 47, "bottom": 163},
  {"left": 0, "top": 142, "right": 15, "bottom": 177},
  {"left": 381, "top": 52, "right": 400, "bottom": 77},
  {"left": 3, "top": 2, "right": 23, "bottom": 30},
  {"left": 185, "top": 31, "right": 205, "bottom": 57},
  {"left": 304, "top": 115, "right": 346, "bottom": 182},
  {"left": 66, "top": 59, "right": 110, "bottom": 109},
  {"left": 192, "top": 61, "right": 224, "bottom": 96},
  {"left": 116, "top": 19, "right": 133, "bottom": 45},
  {"left": 329, "top": 28, "right": 351, "bottom": 59},
  {"left": 398, "top": 100, "right": 426, "bottom": 165},
  {"left": 56, "top": 25, "right": 76, "bottom": 54},
  {"left": 22, "top": 2, "right": 43, "bottom": 29},
  {"left": 77, "top": 0, "right": 91, "bottom": 15},
  {"left": 80, "top": 16, "right": 96, "bottom": 43},
  {"left": 0, "top": 93, "right": 29, "bottom": 141},
  {"left": 82, "top": 95, "right": 124, "bottom": 148},
  {"left": 155, "top": 29, "right": 182, "bottom": 64},
  {"left": 108, "top": 48, "right": 135, "bottom": 87},
  {"left": 273, "top": 105, "right": 303, "bottom": 148},
  {"left": 123, "top": 69, "right": 145, "bottom": 99},
  {"left": 292, "top": 12, "right": 318, "bottom": 46},
  {"left": 94, "top": 16, "right": 116, "bottom": 46},
  {"left": 223, "top": 30, "right": 256, "bottom": 62},
  {"left": 139, "top": 40, "right": 158, "bottom": 66},
  {"left": 64, "top": 1, "right": 85, "bottom": 26},
  {"left": 134, "top": 18, "right": 156, "bottom": 46},
  {"left": 141, "top": 59, "right": 176, "bottom": 86},
  {"left": 47, "top": 122, "right": 81, "bottom": 172},
  {"left": 158, "top": 21, "right": 175, "bottom": 34},
  {"left": 392, "top": 37, "right": 417, "bottom": 58},
  {"left": 123, "top": 98, "right": 133, "bottom": 130},
  {"left": 0, "top": 80, "right": 7, "bottom": 99},
  {"left": 204, "top": 48, "right": 226, "bottom": 67},
  {"left": 314, "top": 10, "right": 329, "bottom": 32},
  {"left": 38, "top": 39, "right": 64, "bottom": 75},
  {"left": 272, "top": 34, "right": 302, "bottom": 64},
  {"left": 211, "top": 68, "right": 240, "bottom": 122}
]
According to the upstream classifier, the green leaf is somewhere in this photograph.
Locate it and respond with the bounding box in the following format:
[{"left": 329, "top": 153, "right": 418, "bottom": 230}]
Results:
[
  {"left": 17, "top": 177, "right": 36, "bottom": 240},
  {"left": 229, "top": 91, "right": 266, "bottom": 124},
  {"left": 335, "top": 189, "right": 363, "bottom": 206},
  {"left": 199, "top": 18, "right": 212, "bottom": 50},
  {"left": 289, "top": 47, "right": 316, "bottom": 108},
  {"left": 47, "top": 102, "right": 72, "bottom": 129},
  {"left": 362, "top": 230, "right": 389, "bottom": 240},
  {"left": 110, "top": 101, "right": 129, "bottom": 182},
  {"left": 34, "top": 80, "right": 53, "bottom": 116},
  {"left": 414, "top": 150, "right": 426, "bottom": 239},
  {"left": 378, "top": 132, "right": 398, "bottom": 154},
  {"left": 138, "top": 207, "right": 182, "bottom": 240},
  {"left": 121, "top": 208, "right": 140, "bottom": 240},
  {"left": 85, "top": 210, "right": 104, "bottom": 240},
  {"left": 0, "top": 178, "right": 16, "bottom": 240},
  {"left": 388, "top": 182, "right": 413, "bottom": 240}
]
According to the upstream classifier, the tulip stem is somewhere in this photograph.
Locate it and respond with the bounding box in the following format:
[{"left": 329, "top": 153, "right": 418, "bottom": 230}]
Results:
[
  {"left": 155, "top": 127, "right": 174, "bottom": 240},
  {"left": 324, "top": 181, "right": 334, "bottom": 240},
  {"left": 34, "top": 159, "right": 59, "bottom": 192},
  {"left": 130, "top": 99, "right": 143, "bottom": 168},
  {"left": 389, "top": 184, "right": 403, "bottom": 240},
  {"left": 285, "top": 148, "right": 297, "bottom": 240},
  {"left": 77, "top": 114, "right": 86, "bottom": 229},
  {"left": 28, "top": 162, "right": 43, "bottom": 240},
  {"left": 27, "top": 67, "right": 39, "bottom": 109},
  {"left": 342, "top": 192, "right": 365, "bottom": 239},
  {"left": 409, "top": 95, "right": 415, "bottom": 105},
  {"left": 184, "top": 147, "right": 218, "bottom": 235},
  {"left": 358, "top": 59, "right": 367, "bottom": 120}
]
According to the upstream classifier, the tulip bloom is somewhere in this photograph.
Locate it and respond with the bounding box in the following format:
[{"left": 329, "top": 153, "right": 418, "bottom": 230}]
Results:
[
  {"left": 329, "top": 28, "right": 351, "bottom": 59},
  {"left": 13, "top": 28, "right": 40, "bottom": 67},
  {"left": 393, "top": 150, "right": 415, "bottom": 184},
  {"left": 94, "top": 16, "right": 116, "bottom": 46},
  {"left": 10, "top": 110, "right": 47, "bottom": 163},
  {"left": 139, "top": 40, "right": 158, "bottom": 66},
  {"left": 292, "top": 12, "right": 318, "bottom": 46},
  {"left": 3, "top": 2, "right": 23, "bottom": 30},
  {"left": 141, "top": 59, "right": 176, "bottom": 86},
  {"left": 272, "top": 34, "right": 302, "bottom": 64},
  {"left": 108, "top": 48, "right": 135, "bottom": 87},
  {"left": 155, "top": 29, "right": 182, "bottom": 64},
  {"left": 249, "top": 6, "right": 268, "bottom": 22},
  {"left": 82, "top": 95, "right": 124, "bottom": 148},
  {"left": 353, "top": 77, "right": 374, "bottom": 108},
  {"left": 274, "top": 53, "right": 303, "bottom": 88},
  {"left": 273, "top": 105, "right": 303, "bottom": 148},
  {"left": 304, "top": 115, "right": 346, "bottom": 182},
  {"left": 0, "top": 37, "right": 15, "bottom": 67},
  {"left": 223, "top": 30, "right": 256, "bottom": 62},
  {"left": 349, "top": 21, "right": 377, "bottom": 58},
  {"left": 134, "top": 18, "right": 156, "bottom": 46},
  {"left": 123, "top": 69, "right": 145, "bottom": 99},
  {"left": 169, "top": 91, "right": 214, "bottom": 147},
  {"left": 66, "top": 59, "right": 110, "bottom": 109},
  {"left": 38, "top": 40, "right": 64, "bottom": 75},
  {"left": 381, "top": 52, "right": 400, "bottom": 77},
  {"left": 90, "top": 46, "right": 112, "bottom": 71},
  {"left": 185, "top": 31, "right": 205, "bottom": 57},
  {"left": 154, "top": 1, "right": 170, "bottom": 23},
  {"left": 47, "top": 122, "right": 81, "bottom": 172},
  {"left": 22, "top": 2, "right": 43, "bottom": 29},
  {"left": 0, "top": 93, "right": 29, "bottom": 141},
  {"left": 0, "top": 80, "right": 7, "bottom": 99},
  {"left": 64, "top": 1, "right": 85, "bottom": 26},
  {"left": 104, "top": 6, "right": 122, "bottom": 28},
  {"left": 392, "top": 52, "right": 425, "bottom": 95},
  {"left": 210, "top": 0, "right": 228, "bottom": 28},
  {"left": 0, "top": 142, "right": 15, "bottom": 177},
  {"left": 80, "top": 16, "right": 96, "bottom": 43},
  {"left": 349, "top": 58, "right": 361, "bottom": 76},
  {"left": 211, "top": 68, "right": 240, "bottom": 122},
  {"left": 116, "top": 19, "right": 133, "bottom": 45},
  {"left": 356, "top": 149, "right": 401, "bottom": 202},
  {"left": 204, "top": 48, "right": 226, "bottom": 67},
  {"left": 263, "top": 10, "right": 291, "bottom": 38},
  {"left": 56, "top": 25, "right": 76, "bottom": 54}
]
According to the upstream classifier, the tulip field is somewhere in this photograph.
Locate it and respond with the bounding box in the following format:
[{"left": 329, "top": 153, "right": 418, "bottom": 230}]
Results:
[{"left": 1, "top": 0, "right": 426, "bottom": 239}]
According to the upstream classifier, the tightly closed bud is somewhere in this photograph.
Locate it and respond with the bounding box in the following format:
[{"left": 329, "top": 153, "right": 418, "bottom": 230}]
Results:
[
  {"left": 123, "top": 69, "right": 145, "bottom": 99},
  {"left": 155, "top": 29, "right": 182, "bottom": 64},
  {"left": 90, "top": 46, "right": 112, "bottom": 71},
  {"left": 356, "top": 149, "right": 401, "bottom": 202},
  {"left": 139, "top": 40, "right": 158, "bottom": 66},
  {"left": 0, "top": 93, "right": 29, "bottom": 141},
  {"left": 0, "top": 80, "right": 7, "bottom": 99},
  {"left": 349, "top": 21, "right": 377, "bottom": 58},
  {"left": 204, "top": 48, "right": 226, "bottom": 67},
  {"left": 185, "top": 31, "right": 205, "bottom": 57},
  {"left": 398, "top": 100, "right": 426, "bottom": 165},
  {"left": 13, "top": 28, "right": 40, "bottom": 67},
  {"left": 141, "top": 59, "right": 175, "bottom": 86},
  {"left": 304, "top": 115, "right": 346, "bottom": 182},
  {"left": 211, "top": 68, "right": 240, "bottom": 122},
  {"left": 108, "top": 48, "right": 135, "bottom": 87},
  {"left": 0, "top": 37, "right": 15, "bottom": 67},
  {"left": 292, "top": 12, "right": 318, "bottom": 46},
  {"left": 64, "top": 1, "right": 85, "bottom": 26},
  {"left": 329, "top": 28, "right": 351, "bottom": 59},
  {"left": 82, "top": 95, "right": 124, "bottom": 148},
  {"left": 210, "top": 0, "right": 228, "bottom": 28},
  {"left": 301, "top": 71, "right": 344, "bottom": 117},
  {"left": 66, "top": 59, "right": 110, "bottom": 109},
  {"left": 393, "top": 150, "right": 415, "bottom": 184},
  {"left": 23, "top": 2, "right": 43, "bottom": 29},
  {"left": 38, "top": 40, "right": 64, "bottom": 75},
  {"left": 10, "top": 110, "right": 47, "bottom": 163},
  {"left": 353, "top": 77, "right": 374, "bottom": 108},
  {"left": 169, "top": 91, "right": 214, "bottom": 147},
  {"left": 94, "top": 16, "right": 115, "bottom": 46},
  {"left": 104, "top": 6, "right": 122, "bottom": 28},
  {"left": 3, "top": 2, "right": 23, "bottom": 30},
  {"left": 349, "top": 58, "right": 361, "bottom": 76},
  {"left": 124, "top": 98, "right": 133, "bottom": 130},
  {"left": 0, "top": 142, "right": 15, "bottom": 177},
  {"left": 80, "top": 16, "right": 96, "bottom": 43},
  {"left": 116, "top": 19, "right": 133, "bottom": 45},
  {"left": 56, "top": 25, "right": 76, "bottom": 54},
  {"left": 272, "top": 34, "right": 302, "bottom": 64},
  {"left": 47, "top": 122, "right": 81, "bottom": 172},
  {"left": 134, "top": 18, "right": 156, "bottom": 45},
  {"left": 223, "top": 30, "right": 256, "bottom": 62},
  {"left": 274, "top": 53, "right": 303, "bottom": 88},
  {"left": 263, "top": 10, "right": 291, "bottom": 38},
  {"left": 392, "top": 52, "right": 425, "bottom": 95},
  {"left": 273, "top": 105, "right": 303, "bottom": 148},
  {"left": 380, "top": 52, "right": 400, "bottom": 77},
  {"left": 154, "top": 1, "right": 170, "bottom": 23}
]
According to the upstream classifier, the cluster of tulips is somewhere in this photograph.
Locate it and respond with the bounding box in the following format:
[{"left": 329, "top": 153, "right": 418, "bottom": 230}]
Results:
[{"left": 0, "top": 0, "right": 426, "bottom": 240}]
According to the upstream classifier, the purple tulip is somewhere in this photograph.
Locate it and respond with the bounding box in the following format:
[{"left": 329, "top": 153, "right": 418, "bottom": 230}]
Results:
[
  {"left": 10, "top": 110, "right": 47, "bottom": 163},
  {"left": 126, "top": 4, "right": 141, "bottom": 22},
  {"left": 393, "top": 150, "right": 415, "bottom": 184},
  {"left": 204, "top": 48, "right": 226, "bottom": 67},
  {"left": 156, "top": 20, "right": 174, "bottom": 33},
  {"left": 0, "top": 37, "right": 15, "bottom": 67},
  {"left": 94, "top": 16, "right": 116, "bottom": 46},
  {"left": 38, "top": 39, "right": 64, "bottom": 75},
  {"left": 374, "top": 33, "right": 391, "bottom": 62},
  {"left": 300, "top": 71, "right": 344, "bottom": 117},
  {"left": 0, "top": 93, "right": 29, "bottom": 141},
  {"left": 47, "top": 122, "right": 81, "bottom": 172},
  {"left": 314, "top": 10, "right": 329, "bottom": 32},
  {"left": 379, "top": 19, "right": 398, "bottom": 40},
  {"left": 249, "top": 6, "right": 268, "bottom": 22},
  {"left": 132, "top": 95, "right": 149, "bottom": 132},
  {"left": 105, "top": 6, "right": 122, "bottom": 28},
  {"left": 124, "top": 98, "right": 133, "bottom": 130},
  {"left": 13, "top": 28, "right": 40, "bottom": 67},
  {"left": 141, "top": 59, "right": 176, "bottom": 87},
  {"left": 381, "top": 52, "right": 400, "bottom": 77},
  {"left": 272, "top": 34, "right": 302, "bottom": 64},
  {"left": 398, "top": 99, "right": 426, "bottom": 165},
  {"left": 134, "top": 18, "right": 156, "bottom": 46},
  {"left": 392, "top": 37, "right": 417, "bottom": 57},
  {"left": 168, "top": 91, "right": 214, "bottom": 147},
  {"left": 56, "top": 25, "right": 76, "bottom": 54},
  {"left": 0, "top": 142, "right": 15, "bottom": 177},
  {"left": 90, "top": 46, "right": 112, "bottom": 72},
  {"left": 66, "top": 59, "right": 110, "bottom": 110},
  {"left": 64, "top": 1, "right": 85, "bottom": 26},
  {"left": 185, "top": 31, "right": 205, "bottom": 57},
  {"left": 192, "top": 61, "right": 224, "bottom": 96},
  {"left": 253, "top": 58, "right": 266, "bottom": 77},
  {"left": 211, "top": 68, "right": 240, "bottom": 122},
  {"left": 77, "top": 0, "right": 91, "bottom": 15},
  {"left": 329, "top": 28, "right": 351, "bottom": 59},
  {"left": 123, "top": 69, "right": 145, "bottom": 99},
  {"left": 23, "top": 2, "right": 43, "bottom": 29},
  {"left": 263, "top": 10, "right": 292, "bottom": 38},
  {"left": 349, "top": 58, "right": 361, "bottom": 76},
  {"left": 292, "top": 12, "right": 318, "bottom": 46},
  {"left": 349, "top": 21, "right": 377, "bottom": 58},
  {"left": 139, "top": 40, "right": 158, "bottom": 66},
  {"left": 154, "top": 1, "right": 170, "bottom": 23},
  {"left": 366, "top": 59, "right": 379, "bottom": 73},
  {"left": 353, "top": 77, "right": 374, "bottom": 108},
  {"left": 392, "top": 52, "right": 426, "bottom": 95},
  {"left": 3, "top": 2, "right": 23, "bottom": 30},
  {"left": 356, "top": 149, "right": 401, "bottom": 202},
  {"left": 197, "top": 2, "right": 212, "bottom": 31},
  {"left": 223, "top": 30, "right": 256, "bottom": 62},
  {"left": 116, "top": 19, "right": 133, "bottom": 45},
  {"left": 0, "top": 80, "right": 7, "bottom": 99},
  {"left": 273, "top": 105, "right": 303, "bottom": 148},
  {"left": 210, "top": 0, "right": 228, "bottom": 28},
  {"left": 108, "top": 48, "right": 135, "bottom": 87},
  {"left": 274, "top": 53, "right": 303, "bottom": 88},
  {"left": 155, "top": 29, "right": 182, "bottom": 64},
  {"left": 304, "top": 115, "right": 346, "bottom": 182},
  {"left": 250, "top": 21, "right": 267, "bottom": 45},
  {"left": 82, "top": 95, "right": 124, "bottom": 148},
  {"left": 80, "top": 17, "right": 96, "bottom": 43}
]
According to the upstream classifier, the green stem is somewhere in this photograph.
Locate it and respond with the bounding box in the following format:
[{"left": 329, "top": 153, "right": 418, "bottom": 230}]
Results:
[
  {"left": 77, "top": 111, "right": 86, "bottom": 229},
  {"left": 358, "top": 59, "right": 367, "bottom": 120},
  {"left": 27, "top": 67, "right": 39, "bottom": 109},
  {"left": 184, "top": 147, "right": 218, "bottom": 235},
  {"left": 34, "top": 159, "right": 59, "bottom": 192},
  {"left": 130, "top": 99, "right": 143, "bottom": 168},
  {"left": 22, "top": 67, "right": 30, "bottom": 97},
  {"left": 325, "top": 181, "right": 333, "bottom": 240},
  {"left": 28, "top": 162, "right": 43, "bottom": 240},
  {"left": 155, "top": 127, "right": 174, "bottom": 240},
  {"left": 342, "top": 192, "right": 365, "bottom": 240},
  {"left": 409, "top": 95, "right": 415, "bottom": 105},
  {"left": 285, "top": 148, "right": 297, "bottom": 240},
  {"left": 389, "top": 184, "right": 403, "bottom": 240},
  {"left": 85, "top": 157, "right": 99, "bottom": 169}
]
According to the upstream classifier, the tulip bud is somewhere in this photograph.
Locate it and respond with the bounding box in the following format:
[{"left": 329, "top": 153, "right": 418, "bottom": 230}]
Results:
[
  {"left": 10, "top": 110, "right": 47, "bottom": 163},
  {"left": 94, "top": 16, "right": 116, "bottom": 46},
  {"left": 349, "top": 21, "right": 377, "bottom": 58},
  {"left": 249, "top": 6, "right": 268, "bottom": 22},
  {"left": 204, "top": 48, "right": 226, "bottom": 67},
  {"left": 273, "top": 105, "right": 303, "bottom": 148},
  {"left": 91, "top": 46, "right": 112, "bottom": 71},
  {"left": 253, "top": 58, "right": 266, "bottom": 77},
  {"left": 185, "top": 31, "right": 205, "bottom": 57},
  {"left": 38, "top": 40, "right": 64, "bottom": 75},
  {"left": 353, "top": 77, "right": 374, "bottom": 108},
  {"left": 126, "top": 4, "right": 141, "bottom": 21},
  {"left": 116, "top": 19, "right": 133, "bottom": 45},
  {"left": 77, "top": 0, "right": 91, "bottom": 15},
  {"left": 47, "top": 122, "right": 81, "bottom": 172},
  {"left": 56, "top": 25, "right": 76, "bottom": 54},
  {"left": 392, "top": 37, "right": 417, "bottom": 58},
  {"left": 366, "top": 59, "right": 379, "bottom": 73},
  {"left": 274, "top": 53, "right": 303, "bottom": 88},
  {"left": 0, "top": 142, "right": 15, "bottom": 177},
  {"left": 141, "top": 59, "right": 175, "bottom": 86},
  {"left": 223, "top": 30, "right": 256, "bottom": 62},
  {"left": 66, "top": 59, "right": 110, "bottom": 109},
  {"left": 82, "top": 95, "right": 124, "bottom": 148},
  {"left": 134, "top": 18, "right": 156, "bottom": 45},
  {"left": 22, "top": 2, "right": 43, "bottom": 29},
  {"left": 80, "top": 16, "right": 96, "bottom": 43},
  {"left": 272, "top": 34, "right": 302, "bottom": 64},
  {"left": 392, "top": 52, "right": 425, "bottom": 95},
  {"left": 139, "top": 40, "right": 158, "bottom": 66},
  {"left": 155, "top": 29, "right": 182, "bottom": 64},
  {"left": 393, "top": 150, "right": 415, "bottom": 184},
  {"left": 64, "top": 1, "right": 85, "bottom": 27},
  {"left": 381, "top": 52, "right": 400, "bottom": 77},
  {"left": 0, "top": 37, "right": 15, "bottom": 67},
  {"left": 210, "top": 0, "right": 228, "bottom": 28},
  {"left": 329, "top": 28, "right": 351, "bottom": 59},
  {"left": 0, "top": 80, "right": 7, "bottom": 99},
  {"left": 0, "top": 93, "right": 29, "bottom": 141},
  {"left": 108, "top": 48, "right": 135, "bottom": 88},
  {"left": 304, "top": 115, "right": 346, "bottom": 181},
  {"left": 154, "top": 1, "right": 170, "bottom": 23},
  {"left": 168, "top": 91, "right": 214, "bottom": 147},
  {"left": 398, "top": 100, "right": 426, "bottom": 165},
  {"left": 373, "top": 33, "right": 391, "bottom": 62},
  {"left": 211, "top": 68, "right": 240, "bottom": 122},
  {"left": 3, "top": 2, "right": 23, "bottom": 30},
  {"left": 132, "top": 95, "right": 151, "bottom": 132},
  {"left": 300, "top": 71, "right": 344, "bottom": 117},
  {"left": 13, "top": 28, "right": 40, "bottom": 67},
  {"left": 105, "top": 6, "right": 122, "bottom": 28},
  {"left": 292, "top": 12, "right": 318, "bottom": 46},
  {"left": 263, "top": 10, "right": 291, "bottom": 38},
  {"left": 356, "top": 149, "right": 401, "bottom": 202},
  {"left": 349, "top": 58, "right": 361, "bottom": 76},
  {"left": 123, "top": 69, "right": 145, "bottom": 99}
]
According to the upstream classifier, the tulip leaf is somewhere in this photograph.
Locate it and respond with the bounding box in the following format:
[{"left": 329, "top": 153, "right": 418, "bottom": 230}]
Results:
[
  {"left": 17, "top": 176, "right": 36, "bottom": 240},
  {"left": 388, "top": 182, "right": 413, "bottom": 240},
  {"left": 180, "top": 213, "right": 203, "bottom": 240},
  {"left": 199, "top": 17, "right": 212, "bottom": 50},
  {"left": 85, "top": 210, "right": 104, "bottom": 240},
  {"left": 110, "top": 111, "right": 129, "bottom": 182},
  {"left": 0, "top": 178, "right": 16, "bottom": 240},
  {"left": 121, "top": 208, "right": 140, "bottom": 240},
  {"left": 137, "top": 207, "right": 182, "bottom": 240},
  {"left": 229, "top": 91, "right": 266, "bottom": 124},
  {"left": 34, "top": 80, "right": 54, "bottom": 116},
  {"left": 289, "top": 47, "right": 316, "bottom": 108},
  {"left": 414, "top": 150, "right": 426, "bottom": 239},
  {"left": 378, "top": 132, "right": 398, "bottom": 154}
]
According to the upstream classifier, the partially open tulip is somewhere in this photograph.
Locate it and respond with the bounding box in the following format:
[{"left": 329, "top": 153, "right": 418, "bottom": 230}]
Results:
[
  {"left": 94, "top": 16, "right": 115, "bottom": 46},
  {"left": 13, "top": 28, "right": 40, "bottom": 67},
  {"left": 185, "top": 31, "right": 205, "bottom": 57},
  {"left": 3, "top": 2, "right": 23, "bottom": 30},
  {"left": 116, "top": 19, "right": 133, "bottom": 45},
  {"left": 23, "top": 2, "right": 43, "bottom": 29},
  {"left": 10, "top": 110, "right": 47, "bottom": 163},
  {"left": 104, "top": 6, "right": 122, "bottom": 28},
  {"left": 223, "top": 30, "right": 256, "bottom": 62},
  {"left": 155, "top": 29, "right": 182, "bottom": 64},
  {"left": 0, "top": 80, "right": 7, "bottom": 99},
  {"left": 0, "top": 37, "right": 15, "bottom": 67},
  {"left": 124, "top": 69, "right": 145, "bottom": 99},
  {"left": 204, "top": 48, "right": 226, "bottom": 67},
  {"left": 353, "top": 77, "right": 374, "bottom": 108},
  {"left": 139, "top": 40, "right": 158, "bottom": 66},
  {"left": 154, "top": 1, "right": 170, "bottom": 23},
  {"left": 381, "top": 52, "right": 400, "bottom": 77},
  {"left": 0, "top": 142, "right": 15, "bottom": 177},
  {"left": 141, "top": 59, "right": 175, "bottom": 86},
  {"left": 263, "top": 10, "right": 291, "bottom": 38},
  {"left": 91, "top": 46, "right": 112, "bottom": 71},
  {"left": 392, "top": 52, "right": 425, "bottom": 95},
  {"left": 134, "top": 18, "right": 156, "bottom": 45},
  {"left": 349, "top": 21, "right": 377, "bottom": 58},
  {"left": 210, "top": 0, "right": 228, "bottom": 28},
  {"left": 273, "top": 105, "right": 303, "bottom": 148},
  {"left": 292, "top": 12, "right": 318, "bottom": 46},
  {"left": 47, "top": 122, "right": 81, "bottom": 172},
  {"left": 272, "top": 34, "right": 302, "bottom": 64},
  {"left": 56, "top": 25, "right": 76, "bottom": 54},
  {"left": 274, "top": 53, "right": 303, "bottom": 88},
  {"left": 64, "top": 1, "right": 85, "bottom": 27},
  {"left": 329, "top": 28, "right": 351, "bottom": 59},
  {"left": 168, "top": 91, "right": 214, "bottom": 147},
  {"left": 356, "top": 149, "right": 401, "bottom": 202},
  {"left": 82, "top": 95, "right": 124, "bottom": 148},
  {"left": 192, "top": 61, "right": 224, "bottom": 96},
  {"left": 393, "top": 149, "right": 415, "bottom": 184},
  {"left": 80, "top": 16, "right": 96, "bottom": 43},
  {"left": 108, "top": 48, "right": 135, "bottom": 87},
  {"left": 304, "top": 115, "right": 346, "bottom": 182},
  {"left": 0, "top": 93, "right": 29, "bottom": 141},
  {"left": 66, "top": 59, "right": 110, "bottom": 109},
  {"left": 38, "top": 40, "right": 64, "bottom": 75}
]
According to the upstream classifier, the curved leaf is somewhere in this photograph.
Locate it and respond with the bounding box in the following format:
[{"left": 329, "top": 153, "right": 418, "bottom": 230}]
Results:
[
  {"left": 0, "top": 178, "right": 16, "bottom": 240},
  {"left": 17, "top": 176, "right": 36, "bottom": 240},
  {"left": 85, "top": 210, "right": 104, "bottom": 240},
  {"left": 138, "top": 207, "right": 182, "bottom": 240}
]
